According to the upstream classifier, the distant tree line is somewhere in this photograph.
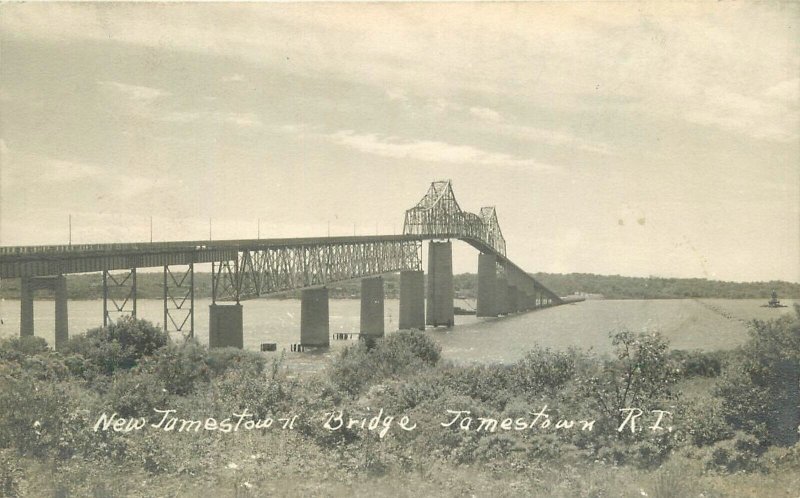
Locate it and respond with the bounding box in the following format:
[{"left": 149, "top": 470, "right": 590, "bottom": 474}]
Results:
[
  {"left": 531, "top": 272, "right": 800, "bottom": 300},
  {"left": 0, "top": 272, "right": 796, "bottom": 300}
]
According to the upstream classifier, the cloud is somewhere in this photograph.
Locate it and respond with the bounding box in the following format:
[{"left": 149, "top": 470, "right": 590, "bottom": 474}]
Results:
[
  {"left": 39, "top": 158, "right": 102, "bottom": 183},
  {"left": 326, "top": 130, "right": 555, "bottom": 171},
  {"left": 97, "top": 80, "right": 170, "bottom": 101},
  {"left": 222, "top": 73, "right": 246, "bottom": 82},
  {"left": 501, "top": 123, "right": 615, "bottom": 155},
  {"left": 222, "top": 113, "right": 262, "bottom": 128},
  {"left": 386, "top": 88, "right": 408, "bottom": 102},
  {"left": 684, "top": 85, "right": 798, "bottom": 143},
  {"left": 465, "top": 104, "right": 614, "bottom": 155},
  {"left": 468, "top": 106, "right": 502, "bottom": 122},
  {"left": 160, "top": 111, "right": 203, "bottom": 123},
  {"left": 764, "top": 78, "right": 799, "bottom": 102},
  {"left": 159, "top": 110, "right": 263, "bottom": 128}
]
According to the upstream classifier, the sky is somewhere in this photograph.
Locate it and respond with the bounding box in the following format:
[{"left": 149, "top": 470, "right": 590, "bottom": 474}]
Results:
[{"left": 0, "top": 2, "right": 798, "bottom": 283}]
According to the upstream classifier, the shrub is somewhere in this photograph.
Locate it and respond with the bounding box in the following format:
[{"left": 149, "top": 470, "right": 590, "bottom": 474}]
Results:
[
  {"left": 704, "top": 432, "right": 764, "bottom": 473},
  {"left": 329, "top": 331, "right": 441, "bottom": 395},
  {"left": 579, "top": 329, "right": 679, "bottom": 432},
  {"left": 681, "top": 398, "right": 733, "bottom": 447},
  {"left": 669, "top": 349, "right": 724, "bottom": 378},
  {"left": 511, "top": 347, "right": 580, "bottom": 394},
  {"left": 388, "top": 330, "right": 441, "bottom": 365},
  {"left": 207, "top": 347, "right": 267, "bottom": 377},
  {"left": 141, "top": 338, "right": 211, "bottom": 395},
  {"left": 0, "top": 364, "right": 83, "bottom": 458},
  {"left": 63, "top": 317, "right": 168, "bottom": 375},
  {"left": 213, "top": 355, "right": 294, "bottom": 418},
  {"left": 106, "top": 370, "right": 170, "bottom": 418},
  {"left": 715, "top": 306, "right": 800, "bottom": 446},
  {"left": 0, "top": 336, "right": 49, "bottom": 357},
  {"left": 439, "top": 363, "right": 514, "bottom": 408}
]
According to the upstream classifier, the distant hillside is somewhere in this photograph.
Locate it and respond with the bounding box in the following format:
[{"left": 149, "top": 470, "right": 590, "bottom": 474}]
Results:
[
  {"left": 529, "top": 272, "right": 800, "bottom": 300},
  {"left": 1, "top": 271, "right": 797, "bottom": 301}
]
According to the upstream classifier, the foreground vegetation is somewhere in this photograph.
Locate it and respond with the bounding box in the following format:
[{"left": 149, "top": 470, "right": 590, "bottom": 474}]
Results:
[{"left": 1, "top": 308, "right": 798, "bottom": 496}]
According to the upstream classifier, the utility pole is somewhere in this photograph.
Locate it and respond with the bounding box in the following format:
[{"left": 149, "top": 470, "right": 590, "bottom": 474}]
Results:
[
  {"left": 209, "top": 218, "right": 212, "bottom": 241},
  {"left": 68, "top": 214, "right": 72, "bottom": 246},
  {"left": 257, "top": 218, "right": 261, "bottom": 239},
  {"left": 150, "top": 216, "right": 153, "bottom": 243}
]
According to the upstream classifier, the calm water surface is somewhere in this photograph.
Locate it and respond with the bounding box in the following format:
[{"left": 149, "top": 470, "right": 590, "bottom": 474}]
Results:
[{"left": 0, "top": 298, "right": 795, "bottom": 365}]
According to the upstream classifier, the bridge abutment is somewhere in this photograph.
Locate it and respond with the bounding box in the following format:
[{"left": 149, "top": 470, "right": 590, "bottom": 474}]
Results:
[
  {"left": 399, "top": 270, "right": 425, "bottom": 330},
  {"left": 360, "top": 277, "right": 384, "bottom": 338},
  {"left": 209, "top": 303, "right": 243, "bottom": 348},
  {"left": 476, "top": 254, "right": 497, "bottom": 317},
  {"left": 301, "top": 287, "right": 329, "bottom": 347},
  {"left": 426, "top": 241, "right": 454, "bottom": 327}
]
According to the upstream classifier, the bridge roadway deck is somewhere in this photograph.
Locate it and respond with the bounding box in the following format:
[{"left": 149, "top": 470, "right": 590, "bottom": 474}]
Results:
[
  {"left": 0, "top": 234, "right": 490, "bottom": 277},
  {"left": 0, "top": 235, "right": 557, "bottom": 300}
]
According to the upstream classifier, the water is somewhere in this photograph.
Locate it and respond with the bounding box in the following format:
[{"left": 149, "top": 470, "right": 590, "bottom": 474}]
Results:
[{"left": 0, "top": 298, "right": 795, "bottom": 365}]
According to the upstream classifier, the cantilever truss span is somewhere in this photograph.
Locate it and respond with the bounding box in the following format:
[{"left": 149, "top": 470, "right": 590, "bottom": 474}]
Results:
[
  {"left": 404, "top": 180, "right": 561, "bottom": 305},
  {"left": 404, "top": 180, "right": 507, "bottom": 257}
]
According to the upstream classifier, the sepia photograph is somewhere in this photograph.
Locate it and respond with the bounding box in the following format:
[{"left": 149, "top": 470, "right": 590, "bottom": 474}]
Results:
[{"left": 0, "top": 1, "right": 798, "bottom": 496}]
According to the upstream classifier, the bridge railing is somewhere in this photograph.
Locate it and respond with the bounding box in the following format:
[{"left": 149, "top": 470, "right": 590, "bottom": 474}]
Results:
[{"left": 0, "top": 241, "right": 206, "bottom": 256}]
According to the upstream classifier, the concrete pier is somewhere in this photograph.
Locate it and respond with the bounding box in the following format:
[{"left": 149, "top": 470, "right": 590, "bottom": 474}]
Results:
[
  {"left": 508, "top": 285, "right": 520, "bottom": 313},
  {"left": 301, "top": 287, "right": 329, "bottom": 347},
  {"left": 495, "top": 274, "right": 510, "bottom": 315},
  {"left": 360, "top": 276, "right": 384, "bottom": 338},
  {"left": 54, "top": 275, "right": 68, "bottom": 350},
  {"left": 426, "top": 241, "right": 454, "bottom": 327},
  {"left": 209, "top": 303, "right": 243, "bottom": 348},
  {"left": 476, "top": 253, "right": 497, "bottom": 317},
  {"left": 20, "top": 277, "right": 34, "bottom": 337},
  {"left": 19, "top": 275, "right": 69, "bottom": 350},
  {"left": 399, "top": 270, "right": 425, "bottom": 330}
]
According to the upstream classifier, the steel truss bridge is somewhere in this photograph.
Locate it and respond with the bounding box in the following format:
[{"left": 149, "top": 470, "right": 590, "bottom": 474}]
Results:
[{"left": 0, "top": 180, "right": 565, "bottom": 350}]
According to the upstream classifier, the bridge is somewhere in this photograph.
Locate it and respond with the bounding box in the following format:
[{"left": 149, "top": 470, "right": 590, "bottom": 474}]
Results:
[{"left": 0, "top": 180, "right": 565, "bottom": 350}]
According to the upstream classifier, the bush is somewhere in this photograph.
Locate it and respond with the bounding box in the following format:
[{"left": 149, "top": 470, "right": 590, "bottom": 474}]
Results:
[
  {"left": 681, "top": 398, "right": 733, "bottom": 447},
  {"left": 106, "top": 370, "right": 170, "bottom": 418},
  {"left": 0, "top": 336, "right": 49, "bottom": 357},
  {"left": 715, "top": 306, "right": 800, "bottom": 446},
  {"left": 63, "top": 317, "right": 168, "bottom": 375},
  {"left": 669, "top": 349, "right": 725, "bottom": 378},
  {"left": 579, "top": 329, "right": 679, "bottom": 432},
  {"left": 511, "top": 347, "right": 581, "bottom": 394},
  {"left": 439, "top": 363, "right": 516, "bottom": 409},
  {"left": 213, "top": 355, "right": 294, "bottom": 418},
  {"left": 704, "top": 432, "right": 764, "bottom": 473},
  {"left": 330, "top": 331, "right": 441, "bottom": 395},
  {"left": 0, "top": 364, "right": 102, "bottom": 459},
  {"left": 207, "top": 347, "right": 267, "bottom": 377},
  {"left": 140, "top": 338, "right": 211, "bottom": 395}
]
